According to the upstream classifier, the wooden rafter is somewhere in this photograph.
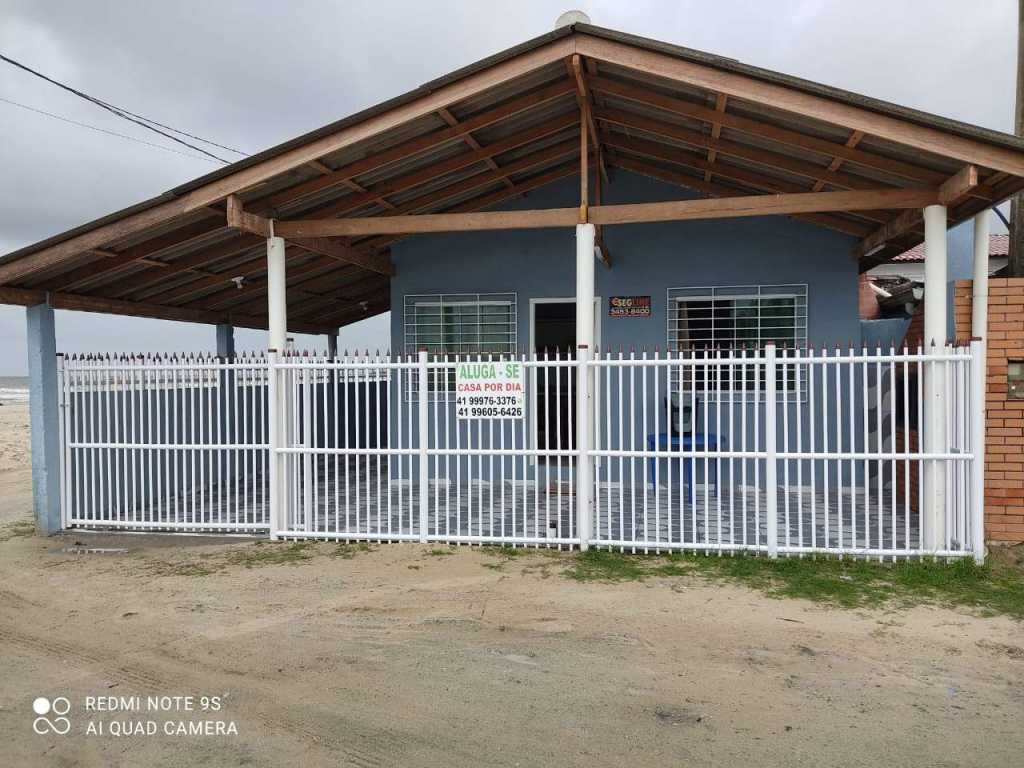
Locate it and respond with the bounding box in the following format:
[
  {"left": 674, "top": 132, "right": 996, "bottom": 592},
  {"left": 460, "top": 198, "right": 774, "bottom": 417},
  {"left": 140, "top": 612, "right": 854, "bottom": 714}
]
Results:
[
  {"left": 567, "top": 54, "right": 609, "bottom": 183},
  {"left": 438, "top": 107, "right": 513, "bottom": 190},
  {"left": 607, "top": 153, "right": 873, "bottom": 238},
  {"left": 355, "top": 157, "right": 591, "bottom": 253},
  {"left": 596, "top": 106, "right": 911, "bottom": 193},
  {"left": 0, "top": 35, "right": 576, "bottom": 286},
  {"left": 576, "top": 34, "right": 1024, "bottom": 176},
  {"left": 813, "top": 129, "right": 864, "bottom": 192},
  {"left": 586, "top": 75, "right": 952, "bottom": 188},
  {"left": 602, "top": 132, "right": 896, "bottom": 225},
  {"left": 265, "top": 79, "right": 575, "bottom": 212},
  {"left": 704, "top": 93, "right": 727, "bottom": 182}
]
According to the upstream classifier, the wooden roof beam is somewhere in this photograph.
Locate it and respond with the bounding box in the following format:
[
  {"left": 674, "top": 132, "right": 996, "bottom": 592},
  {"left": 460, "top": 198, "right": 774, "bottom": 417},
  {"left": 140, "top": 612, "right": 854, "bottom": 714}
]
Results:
[
  {"left": 568, "top": 54, "right": 609, "bottom": 184},
  {"left": 355, "top": 158, "right": 592, "bottom": 253},
  {"left": 271, "top": 186, "right": 937, "bottom": 237},
  {"left": 606, "top": 153, "right": 875, "bottom": 238},
  {"left": 226, "top": 194, "right": 394, "bottom": 275},
  {"left": 854, "top": 164, "right": 979, "bottom": 260}
]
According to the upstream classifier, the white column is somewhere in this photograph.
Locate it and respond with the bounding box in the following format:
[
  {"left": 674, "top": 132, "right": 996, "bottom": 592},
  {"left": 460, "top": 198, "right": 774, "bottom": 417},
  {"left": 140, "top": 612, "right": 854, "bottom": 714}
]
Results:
[
  {"left": 575, "top": 223, "right": 596, "bottom": 550},
  {"left": 970, "top": 213, "right": 990, "bottom": 561},
  {"left": 575, "top": 223, "right": 596, "bottom": 348},
  {"left": 267, "top": 236, "right": 287, "bottom": 351},
  {"left": 972, "top": 212, "right": 990, "bottom": 340},
  {"left": 922, "top": 204, "right": 948, "bottom": 551}
]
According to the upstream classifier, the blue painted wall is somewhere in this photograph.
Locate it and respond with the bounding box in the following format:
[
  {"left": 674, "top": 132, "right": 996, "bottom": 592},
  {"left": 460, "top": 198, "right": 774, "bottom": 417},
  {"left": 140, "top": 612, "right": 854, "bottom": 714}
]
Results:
[
  {"left": 390, "top": 170, "right": 861, "bottom": 353},
  {"left": 383, "top": 170, "right": 880, "bottom": 487}
]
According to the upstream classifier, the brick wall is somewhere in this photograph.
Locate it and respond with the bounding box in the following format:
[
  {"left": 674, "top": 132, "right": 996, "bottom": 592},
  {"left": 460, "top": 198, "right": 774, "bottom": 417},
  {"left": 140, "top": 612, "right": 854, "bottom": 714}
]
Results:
[{"left": 954, "top": 278, "right": 1024, "bottom": 543}]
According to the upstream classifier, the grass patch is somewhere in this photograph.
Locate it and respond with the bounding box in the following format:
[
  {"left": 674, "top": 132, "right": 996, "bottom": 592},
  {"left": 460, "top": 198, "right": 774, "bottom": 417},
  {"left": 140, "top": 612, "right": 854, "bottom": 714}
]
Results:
[
  {"left": 0, "top": 517, "right": 35, "bottom": 541},
  {"left": 332, "top": 543, "right": 375, "bottom": 559},
  {"left": 425, "top": 547, "right": 456, "bottom": 557},
  {"left": 480, "top": 545, "right": 548, "bottom": 559},
  {"left": 226, "top": 542, "right": 314, "bottom": 568},
  {"left": 563, "top": 549, "right": 651, "bottom": 582},
  {"left": 561, "top": 547, "right": 1024, "bottom": 619}
]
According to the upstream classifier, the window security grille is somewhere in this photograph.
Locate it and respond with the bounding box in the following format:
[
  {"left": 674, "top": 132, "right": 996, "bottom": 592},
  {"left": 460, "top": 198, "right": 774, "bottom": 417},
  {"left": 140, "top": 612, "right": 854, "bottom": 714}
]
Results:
[
  {"left": 404, "top": 293, "right": 517, "bottom": 397},
  {"left": 667, "top": 284, "right": 808, "bottom": 397}
]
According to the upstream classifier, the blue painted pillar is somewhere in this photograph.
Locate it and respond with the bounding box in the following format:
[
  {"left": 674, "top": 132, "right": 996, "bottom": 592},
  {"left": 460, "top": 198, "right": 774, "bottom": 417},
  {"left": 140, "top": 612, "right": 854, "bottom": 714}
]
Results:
[
  {"left": 216, "top": 322, "right": 235, "bottom": 358},
  {"left": 26, "top": 302, "right": 61, "bottom": 535}
]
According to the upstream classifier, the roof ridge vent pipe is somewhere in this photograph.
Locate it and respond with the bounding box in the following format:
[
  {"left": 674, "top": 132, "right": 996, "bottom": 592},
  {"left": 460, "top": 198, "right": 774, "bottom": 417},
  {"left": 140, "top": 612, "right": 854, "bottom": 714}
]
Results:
[{"left": 555, "top": 10, "right": 591, "bottom": 28}]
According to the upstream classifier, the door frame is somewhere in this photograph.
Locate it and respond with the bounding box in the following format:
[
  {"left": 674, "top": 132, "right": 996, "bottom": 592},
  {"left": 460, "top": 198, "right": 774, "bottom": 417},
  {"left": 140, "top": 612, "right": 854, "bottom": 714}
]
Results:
[{"left": 528, "top": 297, "right": 602, "bottom": 468}]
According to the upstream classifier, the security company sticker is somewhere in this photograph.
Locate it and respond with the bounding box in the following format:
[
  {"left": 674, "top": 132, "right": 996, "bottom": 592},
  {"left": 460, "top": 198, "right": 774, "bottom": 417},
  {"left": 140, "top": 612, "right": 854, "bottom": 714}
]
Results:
[{"left": 455, "top": 361, "right": 525, "bottom": 419}]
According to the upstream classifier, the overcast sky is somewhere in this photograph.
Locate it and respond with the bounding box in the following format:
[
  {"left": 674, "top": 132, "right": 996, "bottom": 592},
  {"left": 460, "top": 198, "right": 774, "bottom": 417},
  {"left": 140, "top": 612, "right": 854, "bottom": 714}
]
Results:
[{"left": 0, "top": 0, "right": 1018, "bottom": 375}]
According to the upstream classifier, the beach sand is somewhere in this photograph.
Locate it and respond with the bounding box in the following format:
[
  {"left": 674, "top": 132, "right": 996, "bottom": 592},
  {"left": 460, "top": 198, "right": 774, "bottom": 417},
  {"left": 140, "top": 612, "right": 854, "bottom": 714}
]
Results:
[
  {"left": 0, "top": 402, "right": 30, "bottom": 475},
  {"left": 0, "top": 404, "right": 1022, "bottom": 766}
]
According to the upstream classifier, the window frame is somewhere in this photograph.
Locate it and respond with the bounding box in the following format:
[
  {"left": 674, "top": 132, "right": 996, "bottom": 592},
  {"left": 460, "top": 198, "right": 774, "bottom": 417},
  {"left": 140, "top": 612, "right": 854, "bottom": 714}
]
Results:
[{"left": 666, "top": 284, "right": 809, "bottom": 400}]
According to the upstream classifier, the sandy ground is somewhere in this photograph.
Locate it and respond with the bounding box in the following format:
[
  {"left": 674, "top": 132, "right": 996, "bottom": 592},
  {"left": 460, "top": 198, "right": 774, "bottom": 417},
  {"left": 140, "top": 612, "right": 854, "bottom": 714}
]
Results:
[{"left": 0, "top": 402, "right": 1022, "bottom": 767}]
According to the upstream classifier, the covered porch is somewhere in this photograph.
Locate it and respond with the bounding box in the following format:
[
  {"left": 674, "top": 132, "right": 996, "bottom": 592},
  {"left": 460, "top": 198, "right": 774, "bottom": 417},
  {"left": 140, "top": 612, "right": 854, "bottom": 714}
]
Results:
[{"left": 2, "top": 23, "right": 1020, "bottom": 557}]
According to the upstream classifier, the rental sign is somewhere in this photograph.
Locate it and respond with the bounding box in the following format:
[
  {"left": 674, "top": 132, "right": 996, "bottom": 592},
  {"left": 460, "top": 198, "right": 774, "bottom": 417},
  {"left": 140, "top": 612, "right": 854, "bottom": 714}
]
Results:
[{"left": 455, "top": 361, "right": 525, "bottom": 419}]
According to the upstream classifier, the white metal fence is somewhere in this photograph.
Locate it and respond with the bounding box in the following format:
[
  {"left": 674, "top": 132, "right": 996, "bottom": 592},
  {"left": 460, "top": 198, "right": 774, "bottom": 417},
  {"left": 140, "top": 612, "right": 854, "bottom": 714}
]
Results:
[
  {"left": 58, "top": 342, "right": 985, "bottom": 559},
  {"left": 59, "top": 353, "right": 270, "bottom": 532}
]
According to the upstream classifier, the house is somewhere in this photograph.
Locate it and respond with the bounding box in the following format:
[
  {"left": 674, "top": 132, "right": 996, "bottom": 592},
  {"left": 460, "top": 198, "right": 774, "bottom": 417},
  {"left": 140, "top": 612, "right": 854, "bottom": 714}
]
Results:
[{"left": 2, "top": 17, "right": 1022, "bottom": 559}]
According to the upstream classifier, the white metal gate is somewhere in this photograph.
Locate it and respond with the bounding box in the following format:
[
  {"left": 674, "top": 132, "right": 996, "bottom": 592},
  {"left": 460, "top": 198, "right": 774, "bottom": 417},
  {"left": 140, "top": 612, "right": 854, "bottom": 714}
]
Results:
[{"left": 58, "top": 342, "right": 985, "bottom": 559}]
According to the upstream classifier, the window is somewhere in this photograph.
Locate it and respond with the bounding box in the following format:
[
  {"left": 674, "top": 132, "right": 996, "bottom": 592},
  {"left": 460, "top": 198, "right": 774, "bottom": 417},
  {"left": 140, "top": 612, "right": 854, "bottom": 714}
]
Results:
[
  {"left": 667, "top": 284, "right": 808, "bottom": 395},
  {"left": 404, "top": 293, "right": 517, "bottom": 355},
  {"left": 404, "top": 293, "right": 517, "bottom": 396},
  {"left": 1009, "top": 361, "right": 1024, "bottom": 400}
]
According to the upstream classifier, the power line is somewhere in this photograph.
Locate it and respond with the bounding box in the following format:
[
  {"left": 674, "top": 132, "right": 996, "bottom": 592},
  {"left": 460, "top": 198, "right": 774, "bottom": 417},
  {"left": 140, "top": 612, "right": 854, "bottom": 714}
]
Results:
[
  {"left": 0, "top": 52, "right": 248, "bottom": 163},
  {"left": 0, "top": 95, "right": 222, "bottom": 163}
]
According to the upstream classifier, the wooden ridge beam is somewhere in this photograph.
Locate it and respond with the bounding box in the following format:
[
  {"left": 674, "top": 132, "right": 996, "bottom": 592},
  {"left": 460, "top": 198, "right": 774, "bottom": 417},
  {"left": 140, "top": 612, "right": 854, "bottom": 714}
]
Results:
[
  {"left": 576, "top": 34, "right": 1024, "bottom": 177},
  {"left": 854, "top": 164, "right": 979, "bottom": 260},
  {"left": 270, "top": 185, "right": 935, "bottom": 237}
]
